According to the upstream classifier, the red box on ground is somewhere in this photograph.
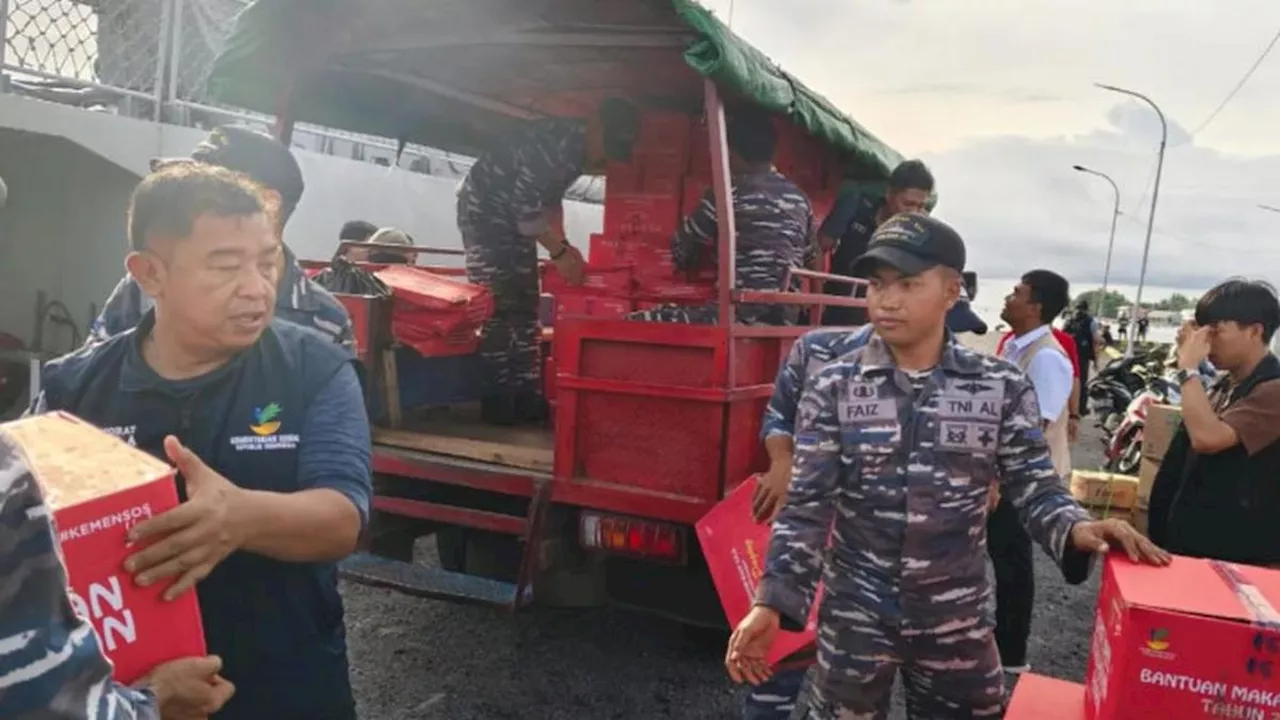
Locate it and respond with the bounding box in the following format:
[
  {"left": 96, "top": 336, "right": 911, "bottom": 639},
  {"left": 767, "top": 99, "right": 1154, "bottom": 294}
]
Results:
[
  {"left": 1085, "top": 555, "right": 1280, "bottom": 720},
  {"left": 696, "top": 476, "right": 818, "bottom": 666},
  {"left": 1, "top": 412, "right": 206, "bottom": 684},
  {"left": 1006, "top": 674, "right": 1087, "bottom": 719}
]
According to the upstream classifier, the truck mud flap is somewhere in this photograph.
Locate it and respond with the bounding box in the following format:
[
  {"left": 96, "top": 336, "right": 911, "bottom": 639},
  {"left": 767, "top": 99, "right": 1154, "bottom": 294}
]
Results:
[{"left": 339, "top": 552, "right": 533, "bottom": 608}]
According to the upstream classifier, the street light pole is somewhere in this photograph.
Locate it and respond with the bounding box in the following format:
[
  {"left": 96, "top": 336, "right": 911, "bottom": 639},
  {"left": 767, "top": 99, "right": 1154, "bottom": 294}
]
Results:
[
  {"left": 1096, "top": 82, "right": 1167, "bottom": 358},
  {"left": 1072, "top": 164, "right": 1121, "bottom": 307}
]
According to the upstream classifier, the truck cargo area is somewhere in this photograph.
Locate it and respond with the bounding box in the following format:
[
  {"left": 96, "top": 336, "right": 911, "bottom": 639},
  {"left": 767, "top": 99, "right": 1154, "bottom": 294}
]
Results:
[{"left": 374, "top": 404, "right": 553, "bottom": 474}]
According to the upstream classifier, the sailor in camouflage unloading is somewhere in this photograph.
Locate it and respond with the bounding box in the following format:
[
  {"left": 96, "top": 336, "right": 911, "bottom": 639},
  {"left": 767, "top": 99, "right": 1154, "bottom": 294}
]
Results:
[
  {"left": 630, "top": 107, "right": 817, "bottom": 326},
  {"left": 725, "top": 212, "right": 1169, "bottom": 719},
  {"left": 458, "top": 100, "right": 639, "bottom": 426},
  {"left": 742, "top": 281, "right": 988, "bottom": 720}
]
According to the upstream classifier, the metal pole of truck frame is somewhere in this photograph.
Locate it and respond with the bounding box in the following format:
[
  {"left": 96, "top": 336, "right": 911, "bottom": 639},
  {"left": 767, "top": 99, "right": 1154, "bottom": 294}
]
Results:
[
  {"left": 705, "top": 78, "right": 738, "bottom": 387},
  {"left": 1096, "top": 82, "right": 1167, "bottom": 358},
  {"left": 1072, "top": 164, "right": 1121, "bottom": 304}
]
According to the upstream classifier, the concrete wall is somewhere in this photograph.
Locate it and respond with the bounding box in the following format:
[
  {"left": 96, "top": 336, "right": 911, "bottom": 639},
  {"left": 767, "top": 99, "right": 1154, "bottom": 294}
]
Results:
[{"left": 0, "top": 129, "right": 138, "bottom": 352}]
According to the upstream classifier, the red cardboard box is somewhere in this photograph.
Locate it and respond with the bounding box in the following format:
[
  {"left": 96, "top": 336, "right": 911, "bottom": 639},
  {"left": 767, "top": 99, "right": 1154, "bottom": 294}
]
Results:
[
  {"left": 555, "top": 294, "right": 634, "bottom": 319},
  {"left": 541, "top": 263, "right": 635, "bottom": 297},
  {"left": 696, "top": 476, "right": 819, "bottom": 666},
  {"left": 682, "top": 179, "right": 711, "bottom": 218},
  {"left": 1006, "top": 674, "right": 1087, "bottom": 719},
  {"left": 605, "top": 162, "right": 641, "bottom": 195},
  {"left": 588, "top": 233, "right": 620, "bottom": 265},
  {"left": 636, "top": 111, "right": 692, "bottom": 162},
  {"left": 1085, "top": 555, "right": 1280, "bottom": 720},
  {"left": 1, "top": 412, "right": 206, "bottom": 684},
  {"left": 604, "top": 193, "right": 681, "bottom": 240}
]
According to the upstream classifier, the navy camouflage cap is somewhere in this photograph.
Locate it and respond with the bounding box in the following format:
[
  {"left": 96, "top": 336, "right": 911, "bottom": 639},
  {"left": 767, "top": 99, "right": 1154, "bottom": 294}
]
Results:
[
  {"left": 851, "top": 211, "right": 966, "bottom": 277},
  {"left": 151, "top": 125, "right": 305, "bottom": 211}
]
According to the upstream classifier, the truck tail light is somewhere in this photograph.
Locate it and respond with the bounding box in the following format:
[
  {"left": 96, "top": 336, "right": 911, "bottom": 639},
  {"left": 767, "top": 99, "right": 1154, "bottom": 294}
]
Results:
[{"left": 579, "top": 512, "right": 685, "bottom": 564}]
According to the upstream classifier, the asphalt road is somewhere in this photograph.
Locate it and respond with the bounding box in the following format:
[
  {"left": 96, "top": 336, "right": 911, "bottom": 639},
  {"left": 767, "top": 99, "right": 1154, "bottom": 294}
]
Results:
[{"left": 344, "top": 425, "right": 1112, "bottom": 719}]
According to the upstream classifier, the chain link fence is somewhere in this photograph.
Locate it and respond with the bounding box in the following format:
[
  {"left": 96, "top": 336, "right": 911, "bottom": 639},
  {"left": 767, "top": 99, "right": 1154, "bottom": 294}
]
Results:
[{"left": 0, "top": 1, "right": 593, "bottom": 195}]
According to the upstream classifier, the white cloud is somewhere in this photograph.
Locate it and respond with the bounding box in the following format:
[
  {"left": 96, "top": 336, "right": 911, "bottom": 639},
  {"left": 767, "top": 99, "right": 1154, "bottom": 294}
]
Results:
[{"left": 696, "top": 0, "right": 1280, "bottom": 295}]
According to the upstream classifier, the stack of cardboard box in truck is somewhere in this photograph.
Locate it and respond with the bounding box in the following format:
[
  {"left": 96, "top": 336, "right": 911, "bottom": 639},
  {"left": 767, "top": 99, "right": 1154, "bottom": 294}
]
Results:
[{"left": 544, "top": 110, "right": 843, "bottom": 322}]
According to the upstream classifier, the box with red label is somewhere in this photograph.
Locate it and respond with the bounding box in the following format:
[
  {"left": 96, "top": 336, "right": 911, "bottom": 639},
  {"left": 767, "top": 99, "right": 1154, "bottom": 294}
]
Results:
[
  {"left": 541, "top": 263, "right": 635, "bottom": 297},
  {"left": 1, "top": 412, "right": 206, "bottom": 684},
  {"left": 641, "top": 164, "right": 683, "bottom": 197},
  {"left": 555, "top": 294, "right": 634, "bottom": 319},
  {"left": 588, "top": 233, "right": 621, "bottom": 265},
  {"left": 604, "top": 193, "right": 681, "bottom": 240},
  {"left": 1006, "top": 674, "right": 1087, "bottom": 719},
  {"left": 1085, "top": 555, "right": 1280, "bottom": 720},
  {"left": 627, "top": 242, "right": 716, "bottom": 299},
  {"left": 605, "top": 162, "right": 642, "bottom": 195},
  {"left": 635, "top": 111, "right": 692, "bottom": 163},
  {"left": 696, "top": 476, "right": 819, "bottom": 666}
]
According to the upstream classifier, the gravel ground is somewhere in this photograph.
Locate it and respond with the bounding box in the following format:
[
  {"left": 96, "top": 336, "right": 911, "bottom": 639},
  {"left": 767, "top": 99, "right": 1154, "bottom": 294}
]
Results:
[{"left": 344, "top": 425, "right": 1111, "bottom": 719}]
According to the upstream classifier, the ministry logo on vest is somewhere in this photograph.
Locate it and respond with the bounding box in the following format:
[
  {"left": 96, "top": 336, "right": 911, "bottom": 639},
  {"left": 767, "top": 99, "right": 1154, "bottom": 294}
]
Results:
[{"left": 229, "top": 402, "right": 300, "bottom": 452}]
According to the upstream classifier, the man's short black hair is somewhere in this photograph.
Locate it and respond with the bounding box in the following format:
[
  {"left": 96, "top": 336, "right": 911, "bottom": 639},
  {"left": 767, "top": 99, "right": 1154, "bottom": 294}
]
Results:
[
  {"left": 1195, "top": 278, "right": 1280, "bottom": 343},
  {"left": 340, "top": 220, "right": 378, "bottom": 242},
  {"left": 963, "top": 271, "right": 978, "bottom": 301},
  {"left": 726, "top": 106, "right": 777, "bottom": 164},
  {"left": 888, "top": 159, "right": 935, "bottom": 194},
  {"left": 1021, "top": 269, "right": 1070, "bottom": 324},
  {"left": 128, "top": 164, "right": 266, "bottom": 252}
]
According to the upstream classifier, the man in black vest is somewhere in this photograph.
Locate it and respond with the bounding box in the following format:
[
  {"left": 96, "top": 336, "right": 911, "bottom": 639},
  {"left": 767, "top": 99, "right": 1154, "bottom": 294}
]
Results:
[
  {"left": 1149, "top": 279, "right": 1280, "bottom": 565},
  {"left": 33, "top": 164, "right": 372, "bottom": 719},
  {"left": 816, "top": 160, "right": 935, "bottom": 326}
]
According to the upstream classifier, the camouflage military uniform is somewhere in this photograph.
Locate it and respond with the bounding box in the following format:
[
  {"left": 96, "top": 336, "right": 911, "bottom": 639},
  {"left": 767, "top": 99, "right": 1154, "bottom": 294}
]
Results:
[
  {"left": 87, "top": 245, "right": 353, "bottom": 349},
  {"left": 630, "top": 171, "right": 817, "bottom": 325},
  {"left": 745, "top": 325, "right": 873, "bottom": 719},
  {"left": 457, "top": 119, "right": 586, "bottom": 393},
  {"left": 757, "top": 332, "right": 1093, "bottom": 719},
  {"left": 0, "top": 434, "right": 160, "bottom": 719}
]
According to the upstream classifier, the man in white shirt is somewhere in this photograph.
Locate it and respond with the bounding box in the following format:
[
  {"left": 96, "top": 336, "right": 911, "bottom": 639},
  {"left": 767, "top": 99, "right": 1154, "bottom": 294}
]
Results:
[{"left": 989, "top": 269, "right": 1074, "bottom": 676}]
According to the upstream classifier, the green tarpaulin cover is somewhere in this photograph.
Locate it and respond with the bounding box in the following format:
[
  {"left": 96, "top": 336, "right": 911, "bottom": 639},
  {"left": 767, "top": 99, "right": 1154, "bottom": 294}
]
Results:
[{"left": 207, "top": 0, "right": 911, "bottom": 185}]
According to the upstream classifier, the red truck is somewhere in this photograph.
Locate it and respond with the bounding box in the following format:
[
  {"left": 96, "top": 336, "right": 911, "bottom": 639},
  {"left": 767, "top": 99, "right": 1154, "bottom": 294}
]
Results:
[{"left": 207, "top": 0, "right": 909, "bottom": 628}]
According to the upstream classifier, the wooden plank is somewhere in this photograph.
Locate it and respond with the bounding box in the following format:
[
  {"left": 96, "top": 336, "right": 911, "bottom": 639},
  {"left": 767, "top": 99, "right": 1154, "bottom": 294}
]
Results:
[{"left": 372, "top": 406, "right": 553, "bottom": 472}]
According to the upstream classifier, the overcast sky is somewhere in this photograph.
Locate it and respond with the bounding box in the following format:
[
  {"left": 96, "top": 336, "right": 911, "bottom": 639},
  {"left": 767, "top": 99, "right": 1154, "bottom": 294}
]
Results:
[{"left": 696, "top": 0, "right": 1280, "bottom": 298}]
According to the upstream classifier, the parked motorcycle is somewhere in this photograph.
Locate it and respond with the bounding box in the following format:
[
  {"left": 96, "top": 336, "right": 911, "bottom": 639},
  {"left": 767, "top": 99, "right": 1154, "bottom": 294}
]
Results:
[
  {"left": 1103, "top": 373, "right": 1184, "bottom": 475},
  {"left": 1088, "top": 350, "right": 1167, "bottom": 433}
]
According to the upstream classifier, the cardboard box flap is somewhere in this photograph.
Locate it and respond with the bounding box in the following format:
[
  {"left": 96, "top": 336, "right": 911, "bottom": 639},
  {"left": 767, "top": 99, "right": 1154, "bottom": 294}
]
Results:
[
  {"left": 1109, "top": 555, "right": 1280, "bottom": 626},
  {"left": 1, "top": 412, "right": 173, "bottom": 510}
]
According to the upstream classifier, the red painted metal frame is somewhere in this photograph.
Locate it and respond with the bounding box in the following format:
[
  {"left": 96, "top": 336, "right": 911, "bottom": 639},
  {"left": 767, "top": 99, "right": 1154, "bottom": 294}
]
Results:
[
  {"left": 371, "top": 445, "right": 715, "bottom": 525},
  {"left": 373, "top": 496, "right": 527, "bottom": 535}
]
